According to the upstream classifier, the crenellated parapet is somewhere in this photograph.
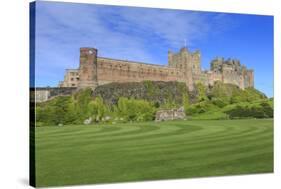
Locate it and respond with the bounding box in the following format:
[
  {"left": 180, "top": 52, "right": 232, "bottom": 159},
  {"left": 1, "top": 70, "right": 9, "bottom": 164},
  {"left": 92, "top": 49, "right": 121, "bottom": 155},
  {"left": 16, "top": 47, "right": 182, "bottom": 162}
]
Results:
[
  {"left": 168, "top": 47, "right": 201, "bottom": 73},
  {"left": 207, "top": 57, "right": 254, "bottom": 89}
]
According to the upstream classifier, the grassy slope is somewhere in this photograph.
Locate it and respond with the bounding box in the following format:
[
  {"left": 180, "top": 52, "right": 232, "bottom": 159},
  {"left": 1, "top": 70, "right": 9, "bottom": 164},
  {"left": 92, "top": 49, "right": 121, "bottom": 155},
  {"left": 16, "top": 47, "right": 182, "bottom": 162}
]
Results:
[{"left": 35, "top": 119, "right": 273, "bottom": 187}]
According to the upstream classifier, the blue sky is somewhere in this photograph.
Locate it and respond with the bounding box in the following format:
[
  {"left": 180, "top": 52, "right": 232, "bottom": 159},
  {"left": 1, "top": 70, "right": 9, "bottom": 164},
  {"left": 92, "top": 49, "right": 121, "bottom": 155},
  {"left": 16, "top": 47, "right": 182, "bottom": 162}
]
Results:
[{"left": 34, "top": 1, "right": 274, "bottom": 97}]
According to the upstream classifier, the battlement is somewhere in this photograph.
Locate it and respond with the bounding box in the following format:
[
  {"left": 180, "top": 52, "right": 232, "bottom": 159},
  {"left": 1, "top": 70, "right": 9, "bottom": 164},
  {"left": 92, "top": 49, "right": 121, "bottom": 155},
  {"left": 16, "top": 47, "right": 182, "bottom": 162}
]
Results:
[{"left": 211, "top": 57, "right": 249, "bottom": 73}]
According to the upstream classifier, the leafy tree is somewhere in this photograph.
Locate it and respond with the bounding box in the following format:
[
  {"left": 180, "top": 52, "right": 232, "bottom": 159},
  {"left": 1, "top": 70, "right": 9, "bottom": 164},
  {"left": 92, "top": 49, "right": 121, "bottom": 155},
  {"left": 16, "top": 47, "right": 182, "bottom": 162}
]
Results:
[
  {"left": 74, "top": 88, "right": 93, "bottom": 122},
  {"left": 186, "top": 101, "right": 218, "bottom": 115},
  {"left": 52, "top": 96, "right": 76, "bottom": 124},
  {"left": 209, "top": 81, "right": 239, "bottom": 104},
  {"left": 211, "top": 97, "right": 227, "bottom": 108},
  {"left": 117, "top": 97, "right": 155, "bottom": 122},
  {"left": 195, "top": 82, "right": 208, "bottom": 102},
  {"left": 87, "top": 96, "right": 108, "bottom": 122},
  {"left": 224, "top": 101, "right": 273, "bottom": 119},
  {"left": 260, "top": 101, "right": 273, "bottom": 118},
  {"left": 36, "top": 96, "right": 76, "bottom": 125}
]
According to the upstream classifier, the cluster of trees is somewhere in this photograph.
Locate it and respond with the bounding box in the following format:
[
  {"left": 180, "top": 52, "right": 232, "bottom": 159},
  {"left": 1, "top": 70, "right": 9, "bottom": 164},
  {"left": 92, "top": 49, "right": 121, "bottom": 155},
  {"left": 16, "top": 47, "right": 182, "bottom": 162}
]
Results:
[
  {"left": 36, "top": 81, "right": 273, "bottom": 126},
  {"left": 116, "top": 97, "right": 156, "bottom": 122},
  {"left": 224, "top": 101, "right": 273, "bottom": 119},
  {"left": 185, "top": 82, "right": 273, "bottom": 120},
  {"left": 36, "top": 89, "right": 156, "bottom": 126}
]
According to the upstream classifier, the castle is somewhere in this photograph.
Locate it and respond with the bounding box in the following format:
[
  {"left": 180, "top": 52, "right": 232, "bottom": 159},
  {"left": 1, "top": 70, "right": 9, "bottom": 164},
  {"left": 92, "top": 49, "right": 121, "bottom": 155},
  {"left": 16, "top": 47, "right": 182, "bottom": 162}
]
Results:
[{"left": 58, "top": 46, "right": 254, "bottom": 91}]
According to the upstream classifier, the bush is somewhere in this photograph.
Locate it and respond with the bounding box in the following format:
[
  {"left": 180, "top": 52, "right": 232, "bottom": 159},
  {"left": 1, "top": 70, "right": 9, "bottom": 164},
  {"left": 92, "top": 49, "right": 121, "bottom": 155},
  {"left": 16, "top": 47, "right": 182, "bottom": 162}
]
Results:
[
  {"left": 36, "top": 96, "right": 76, "bottom": 126},
  {"left": 230, "top": 87, "right": 266, "bottom": 104},
  {"left": 224, "top": 101, "right": 273, "bottom": 119},
  {"left": 87, "top": 96, "right": 109, "bottom": 122},
  {"left": 211, "top": 97, "right": 227, "bottom": 108},
  {"left": 117, "top": 97, "right": 156, "bottom": 122},
  {"left": 185, "top": 101, "right": 218, "bottom": 115},
  {"left": 74, "top": 88, "right": 93, "bottom": 122},
  {"left": 209, "top": 81, "right": 239, "bottom": 104},
  {"left": 260, "top": 101, "right": 273, "bottom": 118},
  {"left": 195, "top": 82, "right": 208, "bottom": 102}
]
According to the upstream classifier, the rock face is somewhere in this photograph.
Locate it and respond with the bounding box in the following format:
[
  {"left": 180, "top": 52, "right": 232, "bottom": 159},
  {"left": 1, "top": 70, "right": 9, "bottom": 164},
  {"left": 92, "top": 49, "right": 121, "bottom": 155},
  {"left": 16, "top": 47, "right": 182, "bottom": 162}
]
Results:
[
  {"left": 92, "top": 81, "right": 188, "bottom": 106},
  {"left": 155, "top": 107, "right": 186, "bottom": 122}
]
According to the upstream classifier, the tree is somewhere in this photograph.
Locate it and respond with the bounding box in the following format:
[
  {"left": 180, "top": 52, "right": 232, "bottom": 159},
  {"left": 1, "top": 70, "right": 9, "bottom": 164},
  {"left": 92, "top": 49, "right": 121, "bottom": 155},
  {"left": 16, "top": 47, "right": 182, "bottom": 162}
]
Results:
[
  {"left": 195, "top": 82, "right": 208, "bottom": 102},
  {"left": 117, "top": 97, "right": 155, "bottom": 122},
  {"left": 74, "top": 88, "right": 93, "bottom": 122},
  {"left": 36, "top": 96, "right": 76, "bottom": 125},
  {"left": 87, "top": 96, "right": 108, "bottom": 122}
]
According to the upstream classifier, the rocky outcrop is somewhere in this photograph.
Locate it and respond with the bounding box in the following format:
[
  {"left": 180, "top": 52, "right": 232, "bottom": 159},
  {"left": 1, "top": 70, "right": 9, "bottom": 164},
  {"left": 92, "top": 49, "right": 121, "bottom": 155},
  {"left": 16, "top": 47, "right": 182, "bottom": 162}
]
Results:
[
  {"left": 92, "top": 81, "right": 189, "bottom": 106},
  {"left": 155, "top": 107, "right": 186, "bottom": 122}
]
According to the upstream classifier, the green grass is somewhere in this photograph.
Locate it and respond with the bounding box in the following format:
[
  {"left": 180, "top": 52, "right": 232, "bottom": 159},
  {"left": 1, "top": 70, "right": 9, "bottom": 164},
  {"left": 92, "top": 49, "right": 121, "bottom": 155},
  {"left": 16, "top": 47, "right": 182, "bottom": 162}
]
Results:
[
  {"left": 190, "top": 110, "right": 229, "bottom": 120},
  {"left": 35, "top": 119, "right": 273, "bottom": 187}
]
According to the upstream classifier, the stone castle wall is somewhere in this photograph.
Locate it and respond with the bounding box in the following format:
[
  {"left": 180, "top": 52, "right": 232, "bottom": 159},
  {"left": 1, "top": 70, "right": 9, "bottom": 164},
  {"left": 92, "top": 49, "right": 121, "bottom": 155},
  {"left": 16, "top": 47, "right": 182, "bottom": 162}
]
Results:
[
  {"left": 58, "top": 47, "right": 254, "bottom": 92},
  {"left": 96, "top": 57, "right": 186, "bottom": 85}
]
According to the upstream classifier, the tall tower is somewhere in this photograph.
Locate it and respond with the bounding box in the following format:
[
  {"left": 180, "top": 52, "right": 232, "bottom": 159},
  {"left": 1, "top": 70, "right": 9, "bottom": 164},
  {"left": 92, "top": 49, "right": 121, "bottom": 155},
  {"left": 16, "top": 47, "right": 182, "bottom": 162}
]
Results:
[
  {"left": 168, "top": 47, "right": 201, "bottom": 90},
  {"left": 77, "top": 47, "right": 98, "bottom": 90},
  {"left": 191, "top": 50, "right": 201, "bottom": 75}
]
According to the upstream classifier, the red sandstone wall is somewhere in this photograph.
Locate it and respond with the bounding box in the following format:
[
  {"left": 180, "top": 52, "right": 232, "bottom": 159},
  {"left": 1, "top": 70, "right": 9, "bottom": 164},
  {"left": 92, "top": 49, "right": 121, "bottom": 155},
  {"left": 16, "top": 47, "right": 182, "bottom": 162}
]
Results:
[{"left": 96, "top": 57, "right": 187, "bottom": 85}]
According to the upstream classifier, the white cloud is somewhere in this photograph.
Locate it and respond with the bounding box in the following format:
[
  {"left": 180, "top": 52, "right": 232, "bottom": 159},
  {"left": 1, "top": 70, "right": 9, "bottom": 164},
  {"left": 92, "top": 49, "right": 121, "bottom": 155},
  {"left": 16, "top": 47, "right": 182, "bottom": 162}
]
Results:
[{"left": 35, "top": 2, "right": 232, "bottom": 86}]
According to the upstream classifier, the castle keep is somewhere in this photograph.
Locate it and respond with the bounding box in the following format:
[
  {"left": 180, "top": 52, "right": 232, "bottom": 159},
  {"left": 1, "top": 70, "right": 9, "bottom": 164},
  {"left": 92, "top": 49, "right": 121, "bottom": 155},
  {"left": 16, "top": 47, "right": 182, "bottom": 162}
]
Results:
[{"left": 58, "top": 47, "right": 254, "bottom": 91}]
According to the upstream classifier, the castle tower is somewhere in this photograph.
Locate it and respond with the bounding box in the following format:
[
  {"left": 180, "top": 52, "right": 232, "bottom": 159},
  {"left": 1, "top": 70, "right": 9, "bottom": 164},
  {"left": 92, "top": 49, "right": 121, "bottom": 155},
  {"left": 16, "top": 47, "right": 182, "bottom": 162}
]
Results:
[
  {"left": 167, "top": 47, "right": 197, "bottom": 90},
  {"left": 77, "top": 47, "right": 98, "bottom": 90},
  {"left": 191, "top": 50, "right": 201, "bottom": 75}
]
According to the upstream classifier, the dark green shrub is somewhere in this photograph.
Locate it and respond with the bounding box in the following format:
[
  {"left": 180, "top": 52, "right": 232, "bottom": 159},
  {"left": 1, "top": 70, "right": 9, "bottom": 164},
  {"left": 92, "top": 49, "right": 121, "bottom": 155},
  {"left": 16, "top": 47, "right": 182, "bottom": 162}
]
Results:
[
  {"left": 36, "top": 96, "right": 76, "bottom": 125},
  {"left": 260, "top": 102, "right": 273, "bottom": 118},
  {"left": 224, "top": 101, "right": 273, "bottom": 119},
  {"left": 211, "top": 98, "right": 227, "bottom": 108}
]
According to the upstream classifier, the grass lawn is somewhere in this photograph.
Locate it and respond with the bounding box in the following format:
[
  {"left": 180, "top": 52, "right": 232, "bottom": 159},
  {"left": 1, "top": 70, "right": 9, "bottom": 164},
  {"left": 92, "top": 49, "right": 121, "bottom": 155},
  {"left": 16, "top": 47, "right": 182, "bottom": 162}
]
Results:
[{"left": 35, "top": 119, "right": 273, "bottom": 187}]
